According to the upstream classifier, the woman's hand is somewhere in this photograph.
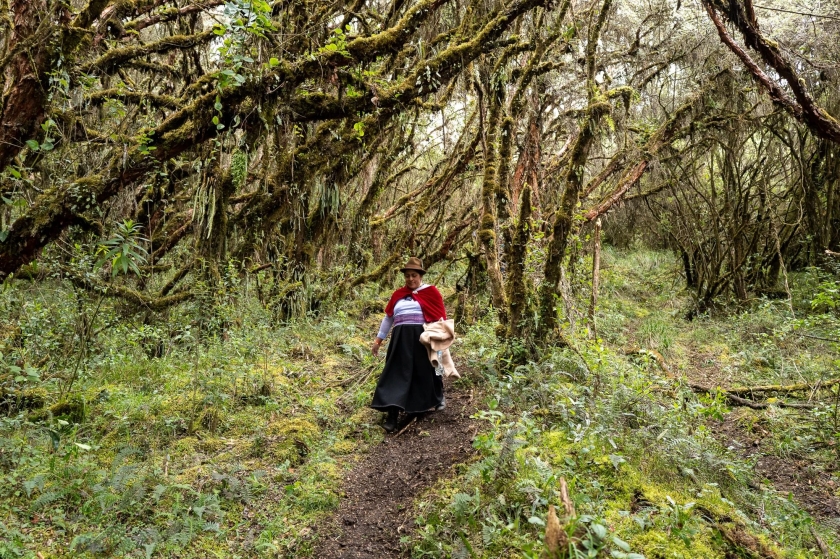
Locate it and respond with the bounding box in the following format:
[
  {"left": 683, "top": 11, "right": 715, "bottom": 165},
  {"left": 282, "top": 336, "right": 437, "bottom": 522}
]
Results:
[{"left": 371, "top": 337, "right": 383, "bottom": 356}]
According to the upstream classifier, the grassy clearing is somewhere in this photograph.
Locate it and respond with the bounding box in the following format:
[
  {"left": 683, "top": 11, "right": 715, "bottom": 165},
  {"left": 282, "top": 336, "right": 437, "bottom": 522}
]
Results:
[
  {"left": 408, "top": 248, "right": 839, "bottom": 558},
  {"left": 0, "top": 281, "right": 403, "bottom": 558},
  {"left": 603, "top": 249, "right": 840, "bottom": 470},
  {"left": 2, "top": 249, "right": 838, "bottom": 558}
]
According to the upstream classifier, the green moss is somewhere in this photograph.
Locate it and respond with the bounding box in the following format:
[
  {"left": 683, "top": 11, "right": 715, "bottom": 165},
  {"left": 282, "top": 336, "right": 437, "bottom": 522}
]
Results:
[
  {"left": 1, "top": 387, "right": 46, "bottom": 413},
  {"left": 541, "top": 430, "right": 574, "bottom": 466},
  {"left": 171, "top": 436, "right": 201, "bottom": 456},
  {"left": 330, "top": 439, "right": 357, "bottom": 455},
  {"left": 628, "top": 529, "right": 722, "bottom": 559},
  {"left": 191, "top": 405, "right": 223, "bottom": 433},
  {"left": 263, "top": 417, "right": 320, "bottom": 464},
  {"left": 29, "top": 396, "right": 86, "bottom": 423}
]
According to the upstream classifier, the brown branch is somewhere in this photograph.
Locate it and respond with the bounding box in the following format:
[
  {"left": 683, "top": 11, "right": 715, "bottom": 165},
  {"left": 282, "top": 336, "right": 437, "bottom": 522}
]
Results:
[
  {"left": 583, "top": 161, "right": 648, "bottom": 222},
  {"left": 688, "top": 383, "right": 816, "bottom": 409},
  {"left": 63, "top": 268, "right": 193, "bottom": 311},
  {"left": 704, "top": 0, "right": 840, "bottom": 144},
  {"left": 581, "top": 149, "right": 626, "bottom": 201},
  {"left": 86, "top": 89, "right": 182, "bottom": 110},
  {"left": 726, "top": 378, "right": 840, "bottom": 395},
  {"left": 159, "top": 261, "right": 193, "bottom": 296},
  {"left": 125, "top": 1, "right": 225, "bottom": 32},
  {"left": 582, "top": 75, "right": 727, "bottom": 222},
  {"left": 151, "top": 213, "right": 193, "bottom": 261},
  {"left": 79, "top": 29, "right": 216, "bottom": 75},
  {"left": 371, "top": 129, "right": 480, "bottom": 227},
  {"left": 622, "top": 179, "right": 675, "bottom": 203},
  {"left": 424, "top": 211, "right": 478, "bottom": 269}
]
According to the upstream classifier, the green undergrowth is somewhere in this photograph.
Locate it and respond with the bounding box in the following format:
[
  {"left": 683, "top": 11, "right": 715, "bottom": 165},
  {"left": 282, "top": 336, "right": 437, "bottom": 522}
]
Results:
[
  {"left": 2, "top": 249, "right": 838, "bottom": 558},
  {"left": 0, "top": 279, "right": 411, "bottom": 558},
  {"left": 408, "top": 249, "right": 838, "bottom": 558},
  {"left": 601, "top": 248, "right": 840, "bottom": 486}
]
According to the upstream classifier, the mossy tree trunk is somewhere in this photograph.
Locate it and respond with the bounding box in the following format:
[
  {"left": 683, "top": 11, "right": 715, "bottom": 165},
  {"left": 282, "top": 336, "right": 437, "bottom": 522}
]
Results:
[
  {"left": 477, "top": 72, "right": 508, "bottom": 318},
  {"left": 505, "top": 184, "right": 532, "bottom": 342},
  {"left": 538, "top": 0, "right": 613, "bottom": 339}
]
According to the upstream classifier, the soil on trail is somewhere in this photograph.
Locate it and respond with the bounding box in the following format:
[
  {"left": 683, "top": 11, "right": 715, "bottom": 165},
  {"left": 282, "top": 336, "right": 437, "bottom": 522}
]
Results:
[
  {"left": 629, "top": 326, "right": 840, "bottom": 530},
  {"left": 714, "top": 413, "right": 840, "bottom": 527},
  {"left": 315, "top": 383, "right": 478, "bottom": 558},
  {"left": 685, "top": 361, "right": 840, "bottom": 530}
]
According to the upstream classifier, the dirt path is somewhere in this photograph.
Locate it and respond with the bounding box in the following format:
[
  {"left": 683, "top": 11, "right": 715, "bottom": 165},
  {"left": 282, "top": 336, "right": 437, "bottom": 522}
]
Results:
[
  {"left": 714, "top": 413, "right": 840, "bottom": 525},
  {"left": 628, "top": 332, "right": 840, "bottom": 529},
  {"left": 315, "top": 383, "right": 478, "bottom": 558},
  {"left": 685, "top": 363, "right": 840, "bottom": 529}
]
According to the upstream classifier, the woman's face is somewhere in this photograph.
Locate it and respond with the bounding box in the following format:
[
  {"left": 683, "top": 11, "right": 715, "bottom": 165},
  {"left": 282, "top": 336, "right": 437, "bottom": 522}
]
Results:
[{"left": 403, "top": 270, "right": 422, "bottom": 290}]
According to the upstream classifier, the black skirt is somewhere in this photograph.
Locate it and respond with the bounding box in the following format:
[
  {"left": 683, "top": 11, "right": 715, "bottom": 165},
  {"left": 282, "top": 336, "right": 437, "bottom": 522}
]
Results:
[{"left": 371, "top": 324, "right": 444, "bottom": 413}]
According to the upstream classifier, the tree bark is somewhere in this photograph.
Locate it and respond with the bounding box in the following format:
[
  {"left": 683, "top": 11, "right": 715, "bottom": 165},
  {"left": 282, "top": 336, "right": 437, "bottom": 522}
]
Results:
[
  {"left": 589, "top": 219, "right": 601, "bottom": 337},
  {"left": 0, "top": 0, "right": 51, "bottom": 172}
]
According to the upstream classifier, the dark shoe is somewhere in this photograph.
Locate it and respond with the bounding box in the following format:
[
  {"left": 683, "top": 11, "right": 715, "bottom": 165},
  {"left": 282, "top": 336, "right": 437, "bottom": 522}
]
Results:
[
  {"left": 435, "top": 396, "right": 446, "bottom": 411},
  {"left": 383, "top": 410, "right": 398, "bottom": 433}
]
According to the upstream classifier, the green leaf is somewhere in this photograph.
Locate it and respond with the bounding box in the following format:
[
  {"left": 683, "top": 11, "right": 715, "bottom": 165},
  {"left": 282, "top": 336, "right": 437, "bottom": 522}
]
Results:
[
  {"left": 74, "top": 442, "right": 92, "bottom": 451},
  {"left": 612, "top": 536, "right": 631, "bottom": 552},
  {"left": 269, "top": 57, "right": 280, "bottom": 67},
  {"left": 23, "top": 479, "right": 39, "bottom": 497},
  {"left": 527, "top": 516, "right": 545, "bottom": 527},
  {"left": 26, "top": 139, "right": 40, "bottom": 151},
  {"left": 212, "top": 116, "right": 220, "bottom": 125}
]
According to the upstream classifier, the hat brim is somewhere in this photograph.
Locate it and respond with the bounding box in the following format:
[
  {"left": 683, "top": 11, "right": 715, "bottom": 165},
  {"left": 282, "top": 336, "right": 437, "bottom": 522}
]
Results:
[{"left": 399, "top": 267, "right": 426, "bottom": 274}]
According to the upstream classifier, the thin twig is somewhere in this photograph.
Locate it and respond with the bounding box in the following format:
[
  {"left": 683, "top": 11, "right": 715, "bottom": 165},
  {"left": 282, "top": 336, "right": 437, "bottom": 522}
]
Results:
[
  {"left": 800, "top": 332, "right": 840, "bottom": 344},
  {"left": 753, "top": 5, "right": 840, "bottom": 22},
  {"left": 809, "top": 526, "right": 830, "bottom": 558},
  {"left": 394, "top": 416, "right": 417, "bottom": 437}
]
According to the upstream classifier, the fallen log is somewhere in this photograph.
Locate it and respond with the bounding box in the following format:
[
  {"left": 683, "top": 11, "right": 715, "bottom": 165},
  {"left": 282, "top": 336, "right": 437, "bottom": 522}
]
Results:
[
  {"left": 625, "top": 347, "right": 826, "bottom": 409},
  {"left": 689, "top": 384, "right": 816, "bottom": 410},
  {"left": 725, "top": 378, "right": 840, "bottom": 396}
]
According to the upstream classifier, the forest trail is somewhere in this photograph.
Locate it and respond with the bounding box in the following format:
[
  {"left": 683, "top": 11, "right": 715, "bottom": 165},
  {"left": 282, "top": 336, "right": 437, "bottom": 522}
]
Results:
[
  {"left": 680, "top": 355, "right": 840, "bottom": 530},
  {"left": 315, "top": 383, "right": 479, "bottom": 558},
  {"left": 713, "top": 412, "right": 840, "bottom": 524},
  {"left": 625, "top": 302, "right": 840, "bottom": 534}
]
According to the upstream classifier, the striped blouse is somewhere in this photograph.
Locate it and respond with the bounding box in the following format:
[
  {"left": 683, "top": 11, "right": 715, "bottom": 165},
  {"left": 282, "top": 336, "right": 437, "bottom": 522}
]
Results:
[{"left": 377, "top": 296, "right": 425, "bottom": 339}]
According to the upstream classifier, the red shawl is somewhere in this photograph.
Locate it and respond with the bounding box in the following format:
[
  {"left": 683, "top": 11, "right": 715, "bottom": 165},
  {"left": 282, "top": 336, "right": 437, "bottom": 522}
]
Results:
[{"left": 384, "top": 285, "right": 447, "bottom": 322}]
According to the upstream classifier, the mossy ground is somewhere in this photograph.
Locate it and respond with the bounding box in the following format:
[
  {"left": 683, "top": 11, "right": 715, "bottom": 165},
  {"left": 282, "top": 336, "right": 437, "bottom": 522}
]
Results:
[
  {"left": 407, "top": 248, "right": 838, "bottom": 558},
  {"left": 0, "top": 282, "right": 401, "bottom": 558},
  {"left": 2, "top": 250, "right": 838, "bottom": 558}
]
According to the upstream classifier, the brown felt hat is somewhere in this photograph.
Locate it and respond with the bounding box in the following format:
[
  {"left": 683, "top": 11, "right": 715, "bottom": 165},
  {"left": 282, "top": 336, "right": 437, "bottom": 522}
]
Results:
[{"left": 399, "top": 256, "right": 426, "bottom": 274}]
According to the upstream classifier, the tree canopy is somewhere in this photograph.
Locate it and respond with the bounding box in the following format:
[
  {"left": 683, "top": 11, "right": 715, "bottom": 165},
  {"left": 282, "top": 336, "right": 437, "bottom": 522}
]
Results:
[{"left": 2, "top": 0, "right": 839, "bottom": 334}]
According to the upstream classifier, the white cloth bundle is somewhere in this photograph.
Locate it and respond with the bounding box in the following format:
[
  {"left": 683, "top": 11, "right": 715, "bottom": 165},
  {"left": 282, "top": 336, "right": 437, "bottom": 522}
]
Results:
[{"left": 420, "top": 319, "right": 459, "bottom": 378}]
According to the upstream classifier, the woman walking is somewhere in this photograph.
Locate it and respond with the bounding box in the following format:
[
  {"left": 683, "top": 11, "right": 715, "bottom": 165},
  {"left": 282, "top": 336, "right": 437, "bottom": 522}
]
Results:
[{"left": 371, "top": 257, "right": 447, "bottom": 432}]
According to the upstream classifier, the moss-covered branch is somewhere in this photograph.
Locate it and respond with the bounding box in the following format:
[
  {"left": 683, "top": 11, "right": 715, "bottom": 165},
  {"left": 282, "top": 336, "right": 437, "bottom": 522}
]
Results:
[
  {"left": 86, "top": 89, "right": 182, "bottom": 110},
  {"left": 79, "top": 30, "right": 215, "bottom": 75},
  {"left": 704, "top": 0, "right": 840, "bottom": 144}
]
